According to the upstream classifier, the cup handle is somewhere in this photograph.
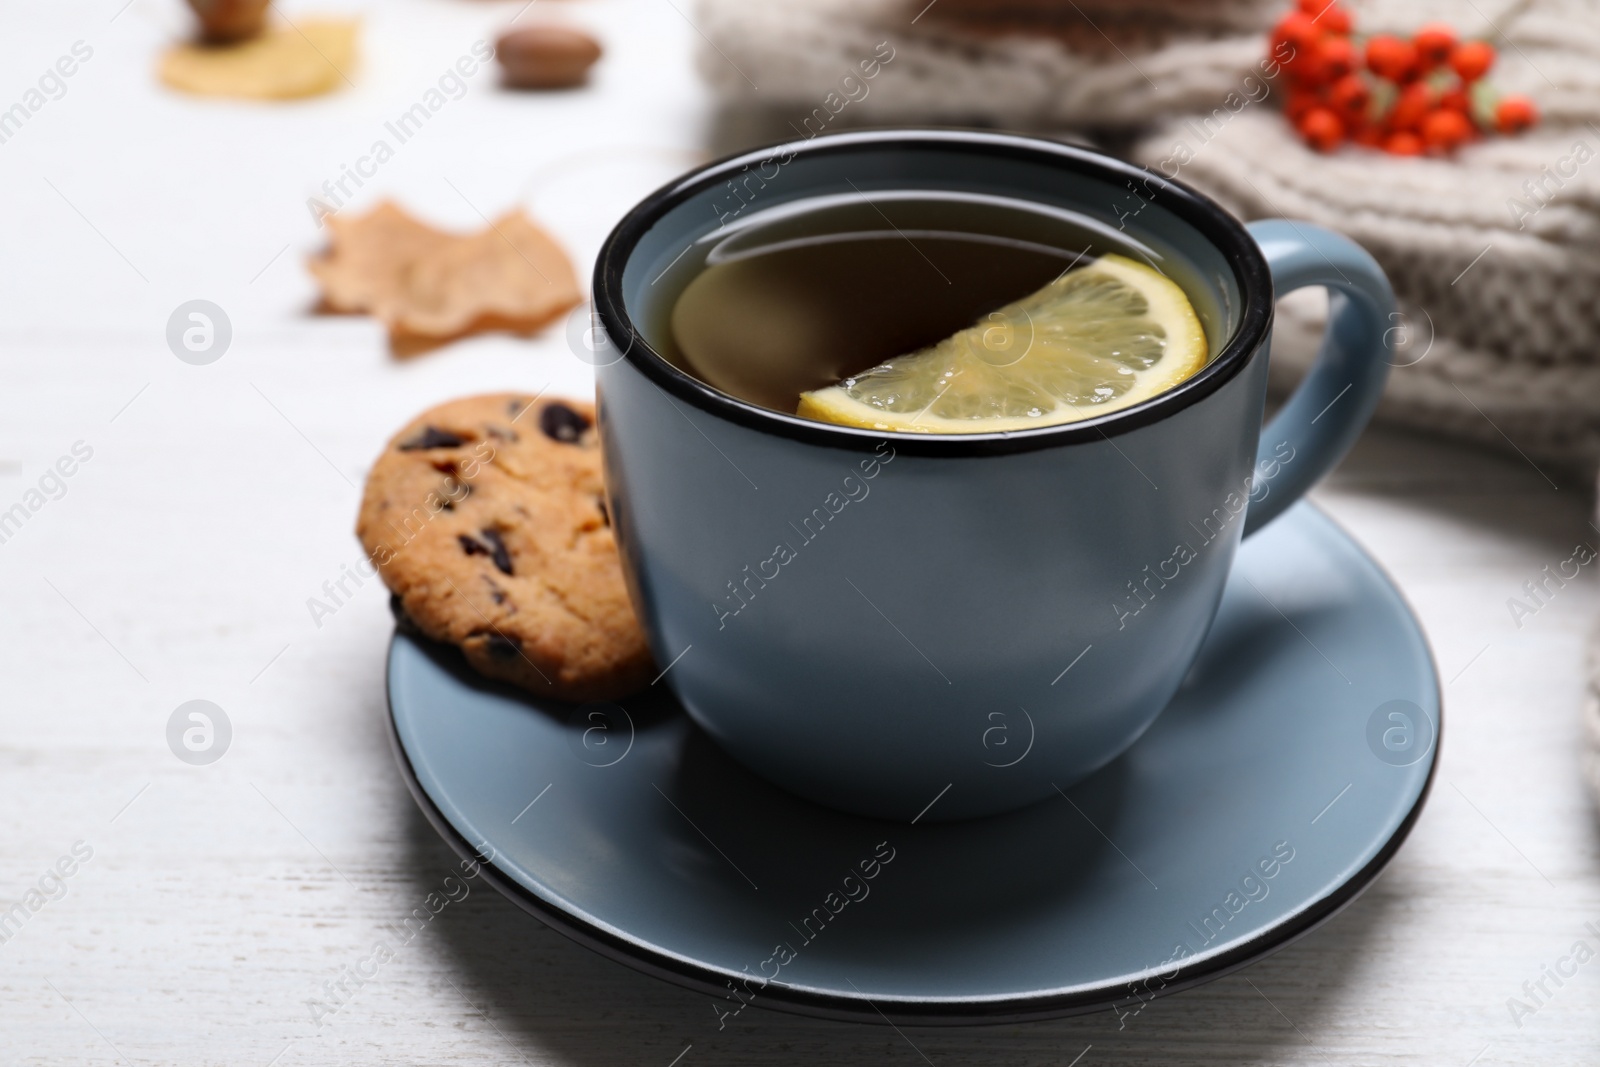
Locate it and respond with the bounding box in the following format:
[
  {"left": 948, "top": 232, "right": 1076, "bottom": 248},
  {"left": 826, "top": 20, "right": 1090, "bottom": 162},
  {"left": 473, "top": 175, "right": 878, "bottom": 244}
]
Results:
[{"left": 1241, "top": 219, "right": 1396, "bottom": 537}]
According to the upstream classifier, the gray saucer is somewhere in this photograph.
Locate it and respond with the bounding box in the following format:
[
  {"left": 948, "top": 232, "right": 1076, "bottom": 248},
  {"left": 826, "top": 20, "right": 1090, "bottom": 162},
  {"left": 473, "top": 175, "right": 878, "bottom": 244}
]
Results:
[{"left": 387, "top": 503, "right": 1438, "bottom": 1024}]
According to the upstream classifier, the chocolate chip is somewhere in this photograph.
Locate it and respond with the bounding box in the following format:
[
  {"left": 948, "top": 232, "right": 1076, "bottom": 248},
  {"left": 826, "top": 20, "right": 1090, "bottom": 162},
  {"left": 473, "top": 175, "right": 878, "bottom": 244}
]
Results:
[
  {"left": 399, "top": 426, "right": 466, "bottom": 451},
  {"left": 539, "top": 402, "right": 591, "bottom": 444},
  {"left": 483, "top": 577, "right": 508, "bottom": 605},
  {"left": 458, "top": 534, "right": 489, "bottom": 557},
  {"left": 440, "top": 476, "right": 471, "bottom": 510},
  {"left": 482, "top": 632, "right": 521, "bottom": 660},
  {"left": 480, "top": 528, "right": 514, "bottom": 575}
]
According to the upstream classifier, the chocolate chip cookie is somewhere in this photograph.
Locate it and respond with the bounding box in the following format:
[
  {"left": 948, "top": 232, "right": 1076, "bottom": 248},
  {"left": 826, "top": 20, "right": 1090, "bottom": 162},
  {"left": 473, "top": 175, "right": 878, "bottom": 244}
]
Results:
[{"left": 357, "top": 393, "right": 655, "bottom": 701}]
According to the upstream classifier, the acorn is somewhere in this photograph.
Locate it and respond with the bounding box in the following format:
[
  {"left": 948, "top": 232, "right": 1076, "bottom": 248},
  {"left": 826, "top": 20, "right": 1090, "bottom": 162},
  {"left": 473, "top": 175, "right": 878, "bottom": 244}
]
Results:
[
  {"left": 186, "top": 0, "right": 272, "bottom": 44},
  {"left": 496, "top": 25, "right": 603, "bottom": 90}
]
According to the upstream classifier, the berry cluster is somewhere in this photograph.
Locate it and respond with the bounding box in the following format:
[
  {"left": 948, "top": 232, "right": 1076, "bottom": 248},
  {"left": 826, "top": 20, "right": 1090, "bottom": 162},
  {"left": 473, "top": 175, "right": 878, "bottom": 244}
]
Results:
[{"left": 1269, "top": 0, "right": 1539, "bottom": 155}]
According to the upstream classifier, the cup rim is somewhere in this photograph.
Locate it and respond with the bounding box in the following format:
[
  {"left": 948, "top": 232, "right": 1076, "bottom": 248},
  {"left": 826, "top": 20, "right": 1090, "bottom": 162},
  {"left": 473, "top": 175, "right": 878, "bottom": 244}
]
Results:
[{"left": 593, "top": 128, "right": 1274, "bottom": 455}]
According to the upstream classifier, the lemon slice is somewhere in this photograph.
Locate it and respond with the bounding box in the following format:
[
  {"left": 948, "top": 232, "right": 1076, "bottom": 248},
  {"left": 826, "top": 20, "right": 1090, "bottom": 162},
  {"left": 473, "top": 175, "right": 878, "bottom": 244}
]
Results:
[{"left": 796, "top": 254, "right": 1206, "bottom": 434}]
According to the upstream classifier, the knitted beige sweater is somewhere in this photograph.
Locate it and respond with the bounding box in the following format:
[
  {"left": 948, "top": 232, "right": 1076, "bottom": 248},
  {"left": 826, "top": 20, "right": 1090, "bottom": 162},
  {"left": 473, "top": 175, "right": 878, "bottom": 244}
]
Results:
[
  {"left": 694, "top": 0, "right": 1600, "bottom": 464},
  {"left": 1140, "top": 111, "right": 1600, "bottom": 464},
  {"left": 1589, "top": 618, "right": 1600, "bottom": 805}
]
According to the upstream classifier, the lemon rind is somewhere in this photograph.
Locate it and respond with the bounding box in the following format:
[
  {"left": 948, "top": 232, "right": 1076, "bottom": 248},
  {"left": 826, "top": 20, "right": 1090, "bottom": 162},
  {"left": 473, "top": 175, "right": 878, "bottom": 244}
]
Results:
[{"left": 797, "top": 254, "right": 1207, "bottom": 434}]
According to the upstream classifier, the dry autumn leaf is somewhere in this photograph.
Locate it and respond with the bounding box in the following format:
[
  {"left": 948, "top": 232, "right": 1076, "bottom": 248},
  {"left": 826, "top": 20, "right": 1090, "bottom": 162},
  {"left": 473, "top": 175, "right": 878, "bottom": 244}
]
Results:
[
  {"left": 310, "top": 202, "right": 454, "bottom": 315},
  {"left": 391, "top": 212, "right": 581, "bottom": 341},
  {"left": 307, "top": 201, "right": 581, "bottom": 355},
  {"left": 160, "top": 19, "right": 358, "bottom": 100}
]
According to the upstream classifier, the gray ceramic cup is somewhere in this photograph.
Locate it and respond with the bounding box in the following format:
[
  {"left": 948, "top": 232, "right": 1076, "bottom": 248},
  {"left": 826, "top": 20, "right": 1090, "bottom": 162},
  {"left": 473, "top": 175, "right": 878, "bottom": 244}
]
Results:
[{"left": 593, "top": 129, "right": 1394, "bottom": 821}]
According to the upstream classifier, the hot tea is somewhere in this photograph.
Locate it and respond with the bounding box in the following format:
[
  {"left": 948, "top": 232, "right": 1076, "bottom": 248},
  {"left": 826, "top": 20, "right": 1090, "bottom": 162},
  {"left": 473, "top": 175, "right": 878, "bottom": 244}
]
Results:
[{"left": 651, "top": 191, "right": 1217, "bottom": 432}]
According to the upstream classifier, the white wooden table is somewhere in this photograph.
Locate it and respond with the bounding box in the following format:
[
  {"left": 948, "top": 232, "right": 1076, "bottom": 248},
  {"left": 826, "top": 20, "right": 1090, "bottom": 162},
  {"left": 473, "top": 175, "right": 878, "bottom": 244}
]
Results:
[{"left": 3, "top": 1, "right": 1597, "bottom": 1063}]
